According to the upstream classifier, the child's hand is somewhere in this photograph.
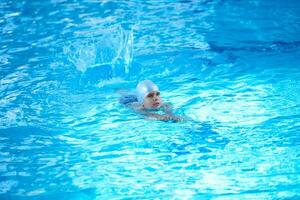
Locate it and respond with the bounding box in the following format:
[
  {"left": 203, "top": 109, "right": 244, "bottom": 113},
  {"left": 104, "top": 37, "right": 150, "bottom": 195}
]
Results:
[
  {"left": 170, "top": 116, "right": 183, "bottom": 122},
  {"left": 157, "top": 115, "right": 170, "bottom": 121},
  {"left": 161, "top": 115, "right": 182, "bottom": 122}
]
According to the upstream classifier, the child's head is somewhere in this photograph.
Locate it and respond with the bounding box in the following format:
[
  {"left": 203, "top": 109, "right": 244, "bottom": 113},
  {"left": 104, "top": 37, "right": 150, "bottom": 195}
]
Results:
[{"left": 136, "top": 80, "right": 162, "bottom": 109}]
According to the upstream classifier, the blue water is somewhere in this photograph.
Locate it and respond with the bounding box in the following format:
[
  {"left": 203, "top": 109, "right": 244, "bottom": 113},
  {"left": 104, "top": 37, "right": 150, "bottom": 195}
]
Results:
[{"left": 1, "top": 0, "right": 300, "bottom": 199}]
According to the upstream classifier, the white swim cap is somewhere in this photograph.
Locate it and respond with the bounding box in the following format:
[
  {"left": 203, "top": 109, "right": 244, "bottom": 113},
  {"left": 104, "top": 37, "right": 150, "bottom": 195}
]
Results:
[{"left": 136, "top": 80, "right": 160, "bottom": 103}]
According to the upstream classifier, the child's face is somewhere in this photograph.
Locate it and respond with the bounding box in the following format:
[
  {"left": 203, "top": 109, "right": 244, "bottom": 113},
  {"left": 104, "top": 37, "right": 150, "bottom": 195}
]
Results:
[{"left": 143, "top": 91, "right": 162, "bottom": 109}]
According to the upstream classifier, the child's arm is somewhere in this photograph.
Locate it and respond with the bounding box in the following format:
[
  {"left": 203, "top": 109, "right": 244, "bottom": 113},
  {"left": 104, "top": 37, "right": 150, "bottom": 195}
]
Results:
[
  {"left": 142, "top": 111, "right": 181, "bottom": 122},
  {"left": 129, "top": 103, "right": 181, "bottom": 122}
]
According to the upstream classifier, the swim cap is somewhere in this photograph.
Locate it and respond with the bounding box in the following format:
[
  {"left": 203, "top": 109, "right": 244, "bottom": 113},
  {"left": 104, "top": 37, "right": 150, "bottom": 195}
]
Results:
[{"left": 136, "top": 80, "right": 160, "bottom": 103}]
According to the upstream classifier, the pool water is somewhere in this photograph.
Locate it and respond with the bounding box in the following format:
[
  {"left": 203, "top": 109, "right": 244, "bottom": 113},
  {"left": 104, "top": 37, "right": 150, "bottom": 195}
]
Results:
[{"left": 1, "top": 0, "right": 300, "bottom": 199}]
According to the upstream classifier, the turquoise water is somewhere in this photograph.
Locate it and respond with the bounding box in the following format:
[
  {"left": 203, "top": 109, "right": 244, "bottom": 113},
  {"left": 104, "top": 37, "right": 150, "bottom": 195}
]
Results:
[{"left": 1, "top": 0, "right": 300, "bottom": 199}]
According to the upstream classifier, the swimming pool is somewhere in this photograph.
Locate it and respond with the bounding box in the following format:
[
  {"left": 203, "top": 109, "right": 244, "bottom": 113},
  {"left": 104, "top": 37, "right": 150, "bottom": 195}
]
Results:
[{"left": 1, "top": 0, "right": 300, "bottom": 199}]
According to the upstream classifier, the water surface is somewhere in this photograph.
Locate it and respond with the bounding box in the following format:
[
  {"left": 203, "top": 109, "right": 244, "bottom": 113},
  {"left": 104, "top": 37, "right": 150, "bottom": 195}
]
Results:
[{"left": 1, "top": 0, "right": 300, "bottom": 199}]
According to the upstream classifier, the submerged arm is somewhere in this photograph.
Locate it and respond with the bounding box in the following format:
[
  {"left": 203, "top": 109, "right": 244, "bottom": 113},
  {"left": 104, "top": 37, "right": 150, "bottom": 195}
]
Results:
[
  {"left": 139, "top": 107, "right": 182, "bottom": 122},
  {"left": 143, "top": 111, "right": 181, "bottom": 122},
  {"left": 129, "top": 103, "right": 182, "bottom": 122}
]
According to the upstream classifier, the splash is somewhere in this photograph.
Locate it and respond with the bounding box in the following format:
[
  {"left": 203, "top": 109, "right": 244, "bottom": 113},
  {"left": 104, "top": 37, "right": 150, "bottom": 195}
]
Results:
[{"left": 64, "top": 26, "right": 133, "bottom": 76}]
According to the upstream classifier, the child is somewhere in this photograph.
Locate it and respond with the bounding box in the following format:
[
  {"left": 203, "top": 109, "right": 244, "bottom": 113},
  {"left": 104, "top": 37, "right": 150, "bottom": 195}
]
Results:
[{"left": 119, "top": 80, "right": 182, "bottom": 122}]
